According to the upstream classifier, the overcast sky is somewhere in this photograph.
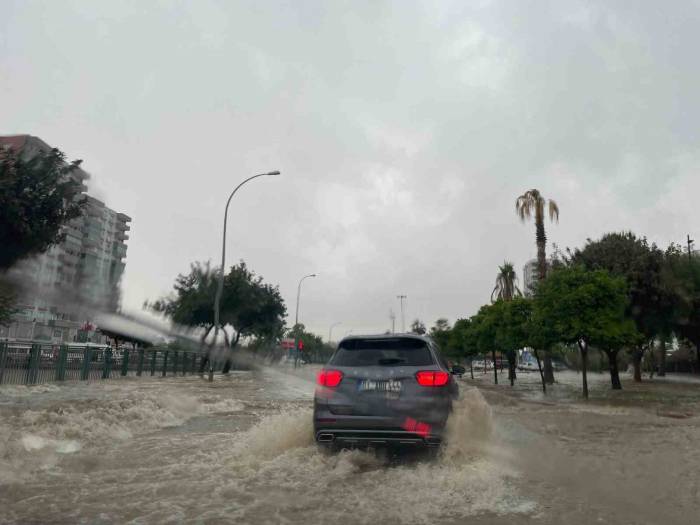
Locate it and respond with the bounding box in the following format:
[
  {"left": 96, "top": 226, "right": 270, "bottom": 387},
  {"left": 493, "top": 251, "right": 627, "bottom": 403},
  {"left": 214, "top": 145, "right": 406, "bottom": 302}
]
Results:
[{"left": 2, "top": 0, "right": 699, "bottom": 338}]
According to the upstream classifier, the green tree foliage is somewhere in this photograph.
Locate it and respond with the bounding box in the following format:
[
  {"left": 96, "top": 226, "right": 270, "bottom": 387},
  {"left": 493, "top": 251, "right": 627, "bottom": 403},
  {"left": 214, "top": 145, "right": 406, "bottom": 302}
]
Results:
[
  {"left": 567, "top": 232, "right": 673, "bottom": 381},
  {"left": 0, "top": 280, "right": 16, "bottom": 326},
  {"left": 221, "top": 262, "right": 286, "bottom": 346},
  {"left": 465, "top": 306, "right": 501, "bottom": 385},
  {"left": 287, "top": 323, "right": 334, "bottom": 363},
  {"left": 0, "top": 146, "right": 85, "bottom": 324},
  {"left": 466, "top": 299, "right": 531, "bottom": 387},
  {"left": 448, "top": 318, "right": 478, "bottom": 376},
  {"left": 410, "top": 319, "right": 427, "bottom": 335},
  {"left": 496, "top": 298, "right": 533, "bottom": 386},
  {"left": 430, "top": 317, "right": 451, "bottom": 353},
  {"left": 533, "top": 266, "right": 640, "bottom": 397},
  {"left": 664, "top": 245, "right": 700, "bottom": 371},
  {"left": 149, "top": 262, "right": 217, "bottom": 334},
  {"left": 491, "top": 261, "right": 522, "bottom": 302},
  {"left": 0, "top": 147, "right": 85, "bottom": 270},
  {"left": 150, "top": 260, "right": 286, "bottom": 349}
]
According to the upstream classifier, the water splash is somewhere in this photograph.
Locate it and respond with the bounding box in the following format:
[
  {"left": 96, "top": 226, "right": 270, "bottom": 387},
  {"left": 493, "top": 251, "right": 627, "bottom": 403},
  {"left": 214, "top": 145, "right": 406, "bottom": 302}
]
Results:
[{"left": 220, "top": 388, "right": 534, "bottom": 523}]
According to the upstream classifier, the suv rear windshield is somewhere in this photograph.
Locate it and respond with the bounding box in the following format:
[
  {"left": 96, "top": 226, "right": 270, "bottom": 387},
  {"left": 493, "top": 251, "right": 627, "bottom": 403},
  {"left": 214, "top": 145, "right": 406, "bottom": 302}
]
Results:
[{"left": 331, "top": 338, "right": 434, "bottom": 367}]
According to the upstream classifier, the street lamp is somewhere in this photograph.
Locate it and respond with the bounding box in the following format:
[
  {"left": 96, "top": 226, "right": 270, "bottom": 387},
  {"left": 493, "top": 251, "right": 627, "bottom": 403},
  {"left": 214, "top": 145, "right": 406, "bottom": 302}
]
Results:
[
  {"left": 209, "top": 170, "right": 281, "bottom": 381},
  {"left": 396, "top": 295, "right": 407, "bottom": 333},
  {"left": 328, "top": 321, "right": 342, "bottom": 344},
  {"left": 293, "top": 273, "right": 317, "bottom": 368}
]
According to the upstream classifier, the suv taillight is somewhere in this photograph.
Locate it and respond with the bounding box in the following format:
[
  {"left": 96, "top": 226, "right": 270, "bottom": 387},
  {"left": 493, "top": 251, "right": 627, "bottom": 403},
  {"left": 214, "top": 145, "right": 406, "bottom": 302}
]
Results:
[
  {"left": 317, "top": 369, "right": 343, "bottom": 387},
  {"left": 415, "top": 370, "right": 449, "bottom": 387}
]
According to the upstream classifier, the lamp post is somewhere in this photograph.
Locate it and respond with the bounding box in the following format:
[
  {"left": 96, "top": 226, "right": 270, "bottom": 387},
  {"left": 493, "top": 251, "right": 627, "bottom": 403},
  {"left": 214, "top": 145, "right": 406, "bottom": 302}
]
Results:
[
  {"left": 328, "top": 321, "right": 342, "bottom": 344},
  {"left": 396, "top": 295, "right": 407, "bottom": 333},
  {"left": 293, "top": 273, "right": 316, "bottom": 368},
  {"left": 209, "top": 170, "right": 281, "bottom": 381}
]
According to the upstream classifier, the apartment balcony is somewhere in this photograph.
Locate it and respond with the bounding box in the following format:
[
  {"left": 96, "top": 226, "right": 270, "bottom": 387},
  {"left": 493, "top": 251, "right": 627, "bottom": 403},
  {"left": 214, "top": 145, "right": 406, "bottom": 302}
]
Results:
[
  {"left": 82, "top": 236, "right": 101, "bottom": 250},
  {"left": 115, "top": 232, "right": 129, "bottom": 241},
  {"left": 58, "top": 252, "right": 79, "bottom": 266},
  {"left": 117, "top": 212, "right": 132, "bottom": 223},
  {"left": 86, "top": 205, "right": 104, "bottom": 219},
  {"left": 112, "top": 244, "right": 128, "bottom": 258}
]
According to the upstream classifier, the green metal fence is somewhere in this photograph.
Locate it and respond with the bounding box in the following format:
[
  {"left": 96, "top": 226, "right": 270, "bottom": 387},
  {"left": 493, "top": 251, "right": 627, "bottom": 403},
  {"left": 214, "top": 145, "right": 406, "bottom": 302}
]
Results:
[{"left": 0, "top": 341, "right": 207, "bottom": 386}]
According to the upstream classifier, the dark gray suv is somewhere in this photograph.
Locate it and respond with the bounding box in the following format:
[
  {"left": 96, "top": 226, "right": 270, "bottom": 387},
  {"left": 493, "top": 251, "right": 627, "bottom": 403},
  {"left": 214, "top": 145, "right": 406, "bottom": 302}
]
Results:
[{"left": 313, "top": 334, "right": 461, "bottom": 451}]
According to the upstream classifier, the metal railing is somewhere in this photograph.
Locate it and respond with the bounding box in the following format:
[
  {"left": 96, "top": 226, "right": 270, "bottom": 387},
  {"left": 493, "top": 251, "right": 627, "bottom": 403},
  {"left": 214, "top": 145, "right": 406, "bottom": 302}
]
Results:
[{"left": 0, "top": 341, "right": 207, "bottom": 386}]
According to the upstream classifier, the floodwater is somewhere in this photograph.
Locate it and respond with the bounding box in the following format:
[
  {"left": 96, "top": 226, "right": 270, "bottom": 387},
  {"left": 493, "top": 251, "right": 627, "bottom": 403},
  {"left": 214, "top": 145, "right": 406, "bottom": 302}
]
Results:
[{"left": 1, "top": 367, "right": 698, "bottom": 524}]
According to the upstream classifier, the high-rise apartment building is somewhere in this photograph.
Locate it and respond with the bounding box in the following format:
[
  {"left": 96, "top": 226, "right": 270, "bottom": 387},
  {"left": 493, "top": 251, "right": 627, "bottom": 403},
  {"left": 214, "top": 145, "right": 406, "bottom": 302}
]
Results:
[
  {"left": 0, "top": 135, "right": 131, "bottom": 342},
  {"left": 522, "top": 258, "right": 538, "bottom": 296}
]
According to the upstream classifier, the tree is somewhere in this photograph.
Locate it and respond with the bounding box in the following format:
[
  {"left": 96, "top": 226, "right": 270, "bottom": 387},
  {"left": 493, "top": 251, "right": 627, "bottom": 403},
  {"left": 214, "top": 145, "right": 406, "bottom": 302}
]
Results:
[
  {"left": 664, "top": 245, "right": 700, "bottom": 372},
  {"left": 534, "top": 266, "right": 639, "bottom": 398},
  {"left": 491, "top": 261, "right": 522, "bottom": 302},
  {"left": 527, "top": 298, "right": 558, "bottom": 394},
  {"left": 497, "top": 298, "right": 534, "bottom": 386},
  {"left": 470, "top": 299, "right": 531, "bottom": 387},
  {"left": 149, "top": 262, "right": 217, "bottom": 332},
  {"left": 468, "top": 306, "right": 500, "bottom": 385},
  {"left": 286, "top": 323, "right": 333, "bottom": 364},
  {"left": 220, "top": 261, "right": 286, "bottom": 348},
  {"left": 0, "top": 280, "right": 16, "bottom": 326},
  {"left": 568, "top": 232, "right": 674, "bottom": 381},
  {"left": 0, "top": 146, "right": 86, "bottom": 324},
  {"left": 516, "top": 188, "right": 559, "bottom": 383},
  {"left": 430, "top": 318, "right": 452, "bottom": 355},
  {"left": 410, "top": 319, "right": 427, "bottom": 335},
  {"left": 448, "top": 318, "right": 478, "bottom": 378},
  {"left": 150, "top": 260, "right": 286, "bottom": 372},
  {"left": 489, "top": 261, "right": 525, "bottom": 386},
  {"left": 0, "top": 147, "right": 85, "bottom": 270},
  {"left": 515, "top": 189, "right": 559, "bottom": 282}
]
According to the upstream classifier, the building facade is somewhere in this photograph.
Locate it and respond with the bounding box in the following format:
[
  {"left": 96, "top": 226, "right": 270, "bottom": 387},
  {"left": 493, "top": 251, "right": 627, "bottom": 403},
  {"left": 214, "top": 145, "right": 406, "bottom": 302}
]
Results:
[
  {"left": 522, "top": 258, "right": 538, "bottom": 296},
  {"left": 0, "top": 135, "right": 131, "bottom": 342}
]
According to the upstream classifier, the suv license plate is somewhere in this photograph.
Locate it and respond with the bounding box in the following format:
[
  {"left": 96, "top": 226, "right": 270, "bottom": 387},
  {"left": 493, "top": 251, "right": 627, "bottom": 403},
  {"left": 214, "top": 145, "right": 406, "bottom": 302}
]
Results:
[{"left": 358, "top": 379, "right": 402, "bottom": 393}]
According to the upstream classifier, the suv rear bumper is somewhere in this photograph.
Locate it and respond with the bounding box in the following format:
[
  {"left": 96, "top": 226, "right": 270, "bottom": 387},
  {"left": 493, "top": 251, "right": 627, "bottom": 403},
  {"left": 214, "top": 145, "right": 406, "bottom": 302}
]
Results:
[{"left": 315, "top": 428, "right": 442, "bottom": 448}]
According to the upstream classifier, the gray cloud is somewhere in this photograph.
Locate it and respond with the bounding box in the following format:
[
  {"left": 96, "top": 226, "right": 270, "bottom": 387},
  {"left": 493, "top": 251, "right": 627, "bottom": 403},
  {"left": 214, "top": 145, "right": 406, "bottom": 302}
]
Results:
[{"left": 2, "top": 0, "right": 698, "bottom": 336}]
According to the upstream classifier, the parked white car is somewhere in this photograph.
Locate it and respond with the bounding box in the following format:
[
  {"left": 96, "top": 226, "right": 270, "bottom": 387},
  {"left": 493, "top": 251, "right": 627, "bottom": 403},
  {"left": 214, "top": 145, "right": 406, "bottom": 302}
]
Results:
[{"left": 518, "top": 361, "right": 539, "bottom": 371}]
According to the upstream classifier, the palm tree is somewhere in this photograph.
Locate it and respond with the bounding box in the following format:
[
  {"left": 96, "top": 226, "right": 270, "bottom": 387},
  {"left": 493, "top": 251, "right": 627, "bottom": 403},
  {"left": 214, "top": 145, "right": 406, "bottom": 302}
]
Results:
[
  {"left": 491, "top": 261, "right": 522, "bottom": 302},
  {"left": 491, "top": 261, "right": 521, "bottom": 386},
  {"left": 515, "top": 189, "right": 560, "bottom": 282},
  {"left": 516, "top": 189, "right": 559, "bottom": 385}
]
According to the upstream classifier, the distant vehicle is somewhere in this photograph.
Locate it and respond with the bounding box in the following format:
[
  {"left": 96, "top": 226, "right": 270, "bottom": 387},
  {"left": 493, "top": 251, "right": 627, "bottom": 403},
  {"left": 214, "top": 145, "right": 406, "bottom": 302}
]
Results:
[
  {"left": 314, "top": 334, "right": 460, "bottom": 453},
  {"left": 518, "top": 361, "right": 539, "bottom": 372},
  {"left": 472, "top": 359, "right": 492, "bottom": 370},
  {"left": 551, "top": 360, "right": 567, "bottom": 371},
  {"left": 493, "top": 358, "right": 507, "bottom": 369},
  {"left": 451, "top": 364, "right": 466, "bottom": 377}
]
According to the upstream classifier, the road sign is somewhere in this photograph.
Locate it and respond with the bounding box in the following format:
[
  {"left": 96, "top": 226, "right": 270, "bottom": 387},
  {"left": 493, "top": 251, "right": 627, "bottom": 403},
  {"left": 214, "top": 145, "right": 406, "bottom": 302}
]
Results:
[{"left": 281, "top": 339, "right": 295, "bottom": 350}]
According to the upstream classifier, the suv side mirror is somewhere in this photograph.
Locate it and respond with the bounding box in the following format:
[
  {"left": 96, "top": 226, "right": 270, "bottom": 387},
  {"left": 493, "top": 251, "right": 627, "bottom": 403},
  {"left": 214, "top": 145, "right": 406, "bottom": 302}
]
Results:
[{"left": 451, "top": 365, "right": 465, "bottom": 376}]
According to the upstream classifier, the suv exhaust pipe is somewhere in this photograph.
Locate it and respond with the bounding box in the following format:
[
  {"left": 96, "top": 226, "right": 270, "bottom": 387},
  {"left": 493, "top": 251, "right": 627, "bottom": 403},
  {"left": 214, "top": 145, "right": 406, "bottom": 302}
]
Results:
[{"left": 317, "top": 433, "right": 335, "bottom": 443}]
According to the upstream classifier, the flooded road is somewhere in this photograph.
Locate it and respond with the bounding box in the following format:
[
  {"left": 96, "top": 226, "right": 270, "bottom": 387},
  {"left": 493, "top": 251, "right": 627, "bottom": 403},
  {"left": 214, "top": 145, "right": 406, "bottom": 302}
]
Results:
[
  {"left": 0, "top": 367, "right": 531, "bottom": 524},
  {"left": 1, "top": 368, "right": 698, "bottom": 524}
]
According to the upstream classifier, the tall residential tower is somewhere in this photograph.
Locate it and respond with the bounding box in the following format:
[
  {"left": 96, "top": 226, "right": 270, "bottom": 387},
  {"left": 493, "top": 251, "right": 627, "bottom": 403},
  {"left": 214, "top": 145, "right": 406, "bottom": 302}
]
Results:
[{"left": 0, "top": 135, "right": 131, "bottom": 342}]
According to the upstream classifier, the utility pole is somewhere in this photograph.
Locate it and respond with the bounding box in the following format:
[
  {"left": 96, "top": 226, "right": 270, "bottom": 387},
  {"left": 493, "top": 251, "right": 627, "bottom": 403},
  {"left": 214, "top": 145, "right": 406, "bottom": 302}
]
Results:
[
  {"left": 396, "top": 295, "right": 407, "bottom": 333},
  {"left": 389, "top": 310, "right": 396, "bottom": 334},
  {"left": 688, "top": 234, "right": 695, "bottom": 262}
]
